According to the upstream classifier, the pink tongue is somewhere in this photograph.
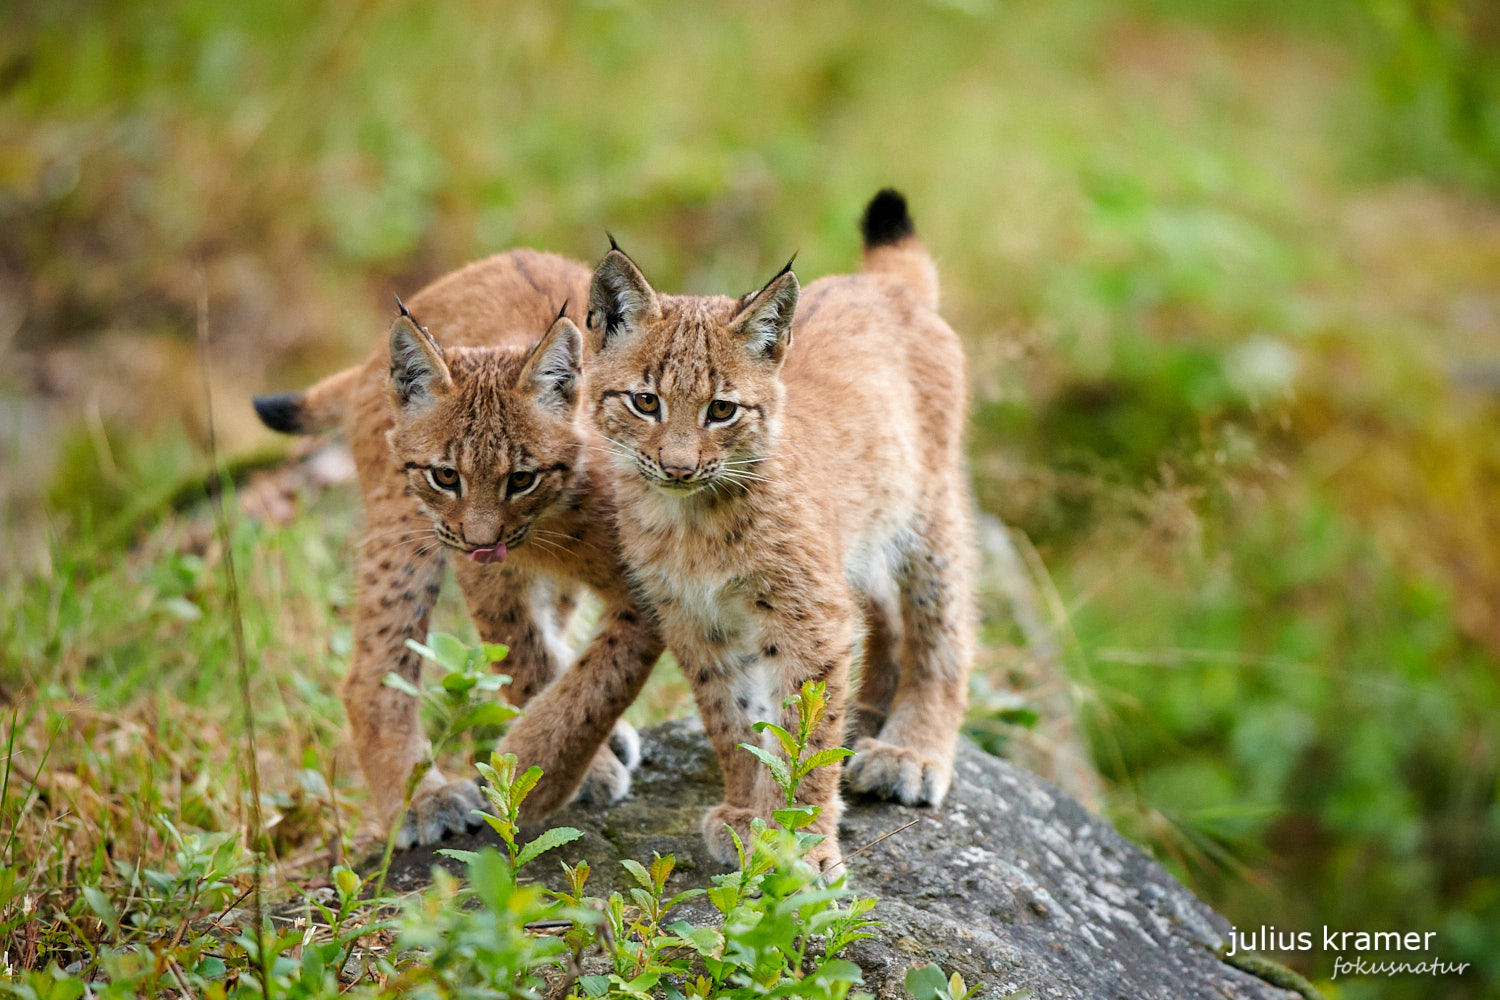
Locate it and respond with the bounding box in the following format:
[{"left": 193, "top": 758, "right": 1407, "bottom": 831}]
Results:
[{"left": 467, "top": 544, "right": 507, "bottom": 564}]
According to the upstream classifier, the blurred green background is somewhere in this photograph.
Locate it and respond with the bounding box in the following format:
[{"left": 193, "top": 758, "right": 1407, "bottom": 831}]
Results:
[{"left": 3, "top": 1, "right": 1499, "bottom": 997}]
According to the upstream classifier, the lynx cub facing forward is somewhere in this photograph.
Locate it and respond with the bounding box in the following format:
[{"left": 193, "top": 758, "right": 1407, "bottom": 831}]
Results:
[
  {"left": 585, "top": 191, "right": 976, "bottom": 869},
  {"left": 254, "top": 251, "right": 663, "bottom": 847}
]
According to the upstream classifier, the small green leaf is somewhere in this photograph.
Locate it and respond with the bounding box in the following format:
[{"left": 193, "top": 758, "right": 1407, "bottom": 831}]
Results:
[
  {"left": 708, "top": 884, "right": 737, "bottom": 915},
  {"left": 686, "top": 926, "right": 722, "bottom": 955},
  {"left": 905, "top": 963, "right": 948, "bottom": 1000},
  {"left": 619, "top": 858, "right": 653, "bottom": 890},
  {"left": 578, "top": 975, "right": 610, "bottom": 997},
  {"left": 437, "top": 847, "right": 479, "bottom": 864},
  {"left": 738, "top": 743, "right": 791, "bottom": 789},
  {"left": 403, "top": 639, "right": 437, "bottom": 663},
  {"left": 751, "top": 720, "right": 799, "bottom": 759},
  {"left": 81, "top": 886, "right": 119, "bottom": 935},
  {"left": 511, "top": 765, "right": 543, "bottom": 806},
  {"left": 333, "top": 867, "right": 360, "bottom": 899},
  {"left": 516, "top": 826, "right": 583, "bottom": 868},
  {"left": 300, "top": 941, "right": 323, "bottom": 985},
  {"left": 648, "top": 851, "right": 675, "bottom": 891},
  {"left": 773, "top": 806, "right": 819, "bottom": 830},
  {"left": 427, "top": 632, "right": 471, "bottom": 671},
  {"left": 801, "top": 746, "right": 855, "bottom": 772},
  {"left": 451, "top": 702, "right": 520, "bottom": 733},
  {"left": 996, "top": 707, "right": 1039, "bottom": 728},
  {"left": 564, "top": 859, "right": 591, "bottom": 895},
  {"left": 481, "top": 642, "right": 510, "bottom": 663},
  {"left": 440, "top": 671, "right": 477, "bottom": 694},
  {"left": 381, "top": 672, "right": 423, "bottom": 697},
  {"left": 195, "top": 956, "right": 227, "bottom": 979},
  {"left": 466, "top": 849, "right": 515, "bottom": 910},
  {"left": 626, "top": 971, "right": 661, "bottom": 992},
  {"left": 474, "top": 759, "right": 500, "bottom": 786},
  {"left": 813, "top": 958, "right": 864, "bottom": 984}
]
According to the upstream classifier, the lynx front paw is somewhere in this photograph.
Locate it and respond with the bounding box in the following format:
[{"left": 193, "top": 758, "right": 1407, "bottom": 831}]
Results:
[
  {"left": 700, "top": 803, "right": 763, "bottom": 865},
  {"left": 845, "top": 737, "right": 952, "bottom": 807},
  {"left": 571, "top": 746, "right": 631, "bottom": 806},
  {"left": 700, "top": 803, "right": 844, "bottom": 873},
  {"left": 800, "top": 834, "right": 844, "bottom": 876},
  {"left": 394, "top": 778, "right": 486, "bottom": 849}
]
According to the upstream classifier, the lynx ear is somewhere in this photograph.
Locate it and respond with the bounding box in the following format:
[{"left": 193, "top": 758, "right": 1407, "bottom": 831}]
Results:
[
  {"left": 388, "top": 312, "right": 452, "bottom": 409},
  {"left": 587, "top": 244, "right": 660, "bottom": 352},
  {"left": 521, "top": 310, "right": 583, "bottom": 413},
  {"left": 731, "top": 260, "right": 799, "bottom": 363}
]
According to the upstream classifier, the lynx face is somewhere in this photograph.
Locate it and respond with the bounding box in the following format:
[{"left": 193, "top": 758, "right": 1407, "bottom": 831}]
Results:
[
  {"left": 386, "top": 312, "right": 585, "bottom": 563},
  {"left": 586, "top": 250, "right": 798, "bottom": 497}
]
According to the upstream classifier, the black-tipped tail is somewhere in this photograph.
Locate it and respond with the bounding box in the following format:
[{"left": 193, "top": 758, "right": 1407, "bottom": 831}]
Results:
[
  {"left": 860, "top": 188, "right": 916, "bottom": 249},
  {"left": 253, "top": 392, "right": 308, "bottom": 435}
]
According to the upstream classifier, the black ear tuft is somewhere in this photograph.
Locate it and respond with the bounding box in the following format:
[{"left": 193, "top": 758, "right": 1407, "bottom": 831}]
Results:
[
  {"left": 389, "top": 317, "right": 451, "bottom": 407},
  {"left": 587, "top": 250, "right": 658, "bottom": 351},
  {"left": 860, "top": 188, "right": 916, "bottom": 249},
  {"left": 524, "top": 317, "right": 583, "bottom": 412},
  {"left": 394, "top": 293, "right": 414, "bottom": 321},
  {"left": 732, "top": 265, "right": 799, "bottom": 362},
  {"left": 607, "top": 231, "right": 622, "bottom": 253},
  {"left": 253, "top": 392, "right": 306, "bottom": 434}
]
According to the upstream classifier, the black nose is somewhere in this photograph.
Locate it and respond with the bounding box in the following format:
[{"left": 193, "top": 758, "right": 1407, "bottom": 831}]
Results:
[{"left": 661, "top": 465, "right": 695, "bottom": 482}]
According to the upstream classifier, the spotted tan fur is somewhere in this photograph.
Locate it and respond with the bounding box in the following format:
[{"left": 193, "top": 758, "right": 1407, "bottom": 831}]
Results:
[
  {"left": 255, "top": 250, "right": 664, "bottom": 847},
  {"left": 582, "top": 191, "right": 976, "bottom": 870}
]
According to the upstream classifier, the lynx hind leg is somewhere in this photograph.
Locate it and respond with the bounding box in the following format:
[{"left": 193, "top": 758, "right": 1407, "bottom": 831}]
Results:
[
  {"left": 343, "top": 511, "right": 484, "bottom": 845},
  {"left": 852, "top": 592, "right": 903, "bottom": 742},
  {"left": 846, "top": 499, "right": 975, "bottom": 808}
]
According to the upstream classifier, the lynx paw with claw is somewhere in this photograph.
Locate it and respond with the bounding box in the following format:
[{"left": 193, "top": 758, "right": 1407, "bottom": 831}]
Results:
[
  {"left": 394, "top": 777, "right": 486, "bottom": 849},
  {"left": 571, "top": 745, "right": 631, "bottom": 805},
  {"left": 844, "top": 737, "right": 952, "bottom": 806}
]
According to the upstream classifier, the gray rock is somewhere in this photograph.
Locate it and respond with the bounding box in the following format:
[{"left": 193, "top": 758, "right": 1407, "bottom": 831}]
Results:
[{"left": 384, "top": 721, "right": 1299, "bottom": 1000}]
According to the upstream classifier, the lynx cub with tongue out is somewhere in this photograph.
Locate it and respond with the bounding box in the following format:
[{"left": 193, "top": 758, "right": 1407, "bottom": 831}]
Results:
[{"left": 253, "top": 250, "right": 664, "bottom": 848}]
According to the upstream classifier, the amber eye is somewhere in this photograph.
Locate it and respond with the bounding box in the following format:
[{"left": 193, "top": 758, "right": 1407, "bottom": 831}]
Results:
[
  {"left": 632, "top": 392, "right": 660, "bottom": 415},
  {"left": 429, "top": 466, "right": 460, "bottom": 491},
  {"left": 508, "top": 470, "right": 537, "bottom": 494},
  {"left": 707, "top": 399, "right": 738, "bottom": 422}
]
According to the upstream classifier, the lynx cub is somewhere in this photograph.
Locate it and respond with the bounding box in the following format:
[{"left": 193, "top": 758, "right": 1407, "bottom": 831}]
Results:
[
  {"left": 584, "top": 190, "right": 976, "bottom": 869},
  {"left": 255, "top": 250, "right": 663, "bottom": 847}
]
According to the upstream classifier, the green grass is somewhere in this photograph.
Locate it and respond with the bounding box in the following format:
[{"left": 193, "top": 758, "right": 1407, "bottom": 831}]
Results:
[{"left": 3, "top": 1, "right": 1500, "bottom": 997}]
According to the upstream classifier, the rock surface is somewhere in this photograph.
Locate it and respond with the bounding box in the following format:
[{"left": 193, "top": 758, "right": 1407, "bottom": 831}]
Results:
[{"left": 385, "top": 721, "right": 1297, "bottom": 1000}]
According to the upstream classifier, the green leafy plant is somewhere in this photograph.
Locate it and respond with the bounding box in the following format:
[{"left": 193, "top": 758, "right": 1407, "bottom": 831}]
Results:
[
  {"left": 386, "top": 630, "right": 520, "bottom": 767},
  {"left": 547, "top": 680, "right": 923, "bottom": 1000},
  {"left": 903, "top": 965, "right": 989, "bottom": 1000},
  {"left": 438, "top": 751, "right": 584, "bottom": 873},
  {"left": 737, "top": 681, "right": 854, "bottom": 833}
]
